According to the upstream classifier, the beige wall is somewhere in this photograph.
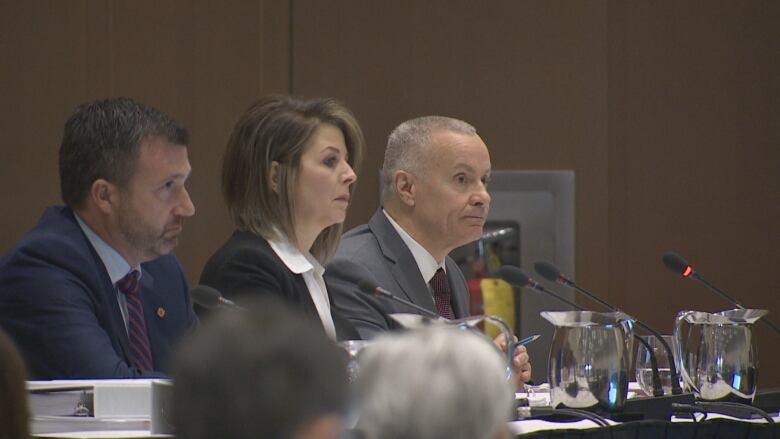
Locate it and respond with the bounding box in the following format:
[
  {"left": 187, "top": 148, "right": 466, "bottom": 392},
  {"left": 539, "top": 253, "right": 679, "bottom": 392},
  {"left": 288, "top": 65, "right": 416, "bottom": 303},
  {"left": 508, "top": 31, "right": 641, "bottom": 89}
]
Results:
[{"left": 1, "top": 1, "right": 778, "bottom": 384}]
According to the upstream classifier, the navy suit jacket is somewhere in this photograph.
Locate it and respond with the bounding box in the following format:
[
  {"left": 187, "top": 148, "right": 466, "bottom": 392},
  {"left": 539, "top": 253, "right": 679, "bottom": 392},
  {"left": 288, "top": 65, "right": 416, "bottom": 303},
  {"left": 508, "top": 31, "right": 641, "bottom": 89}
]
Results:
[
  {"left": 199, "top": 230, "right": 358, "bottom": 340},
  {"left": 325, "top": 209, "right": 470, "bottom": 339},
  {"left": 0, "top": 206, "right": 198, "bottom": 379}
]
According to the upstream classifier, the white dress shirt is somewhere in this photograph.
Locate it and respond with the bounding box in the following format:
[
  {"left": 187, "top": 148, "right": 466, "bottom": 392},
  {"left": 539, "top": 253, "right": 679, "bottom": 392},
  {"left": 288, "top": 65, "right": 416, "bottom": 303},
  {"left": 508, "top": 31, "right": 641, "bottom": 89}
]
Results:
[
  {"left": 267, "top": 237, "right": 337, "bottom": 340},
  {"left": 382, "top": 209, "right": 445, "bottom": 290},
  {"left": 74, "top": 214, "right": 140, "bottom": 335}
]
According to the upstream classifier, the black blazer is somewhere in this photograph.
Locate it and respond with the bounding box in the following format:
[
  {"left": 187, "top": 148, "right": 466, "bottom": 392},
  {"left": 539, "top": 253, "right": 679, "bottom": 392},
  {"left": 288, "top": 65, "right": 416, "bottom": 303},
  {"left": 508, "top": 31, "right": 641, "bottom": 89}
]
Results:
[{"left": 200, "top": 230, "right": 358, "bottom": 340}]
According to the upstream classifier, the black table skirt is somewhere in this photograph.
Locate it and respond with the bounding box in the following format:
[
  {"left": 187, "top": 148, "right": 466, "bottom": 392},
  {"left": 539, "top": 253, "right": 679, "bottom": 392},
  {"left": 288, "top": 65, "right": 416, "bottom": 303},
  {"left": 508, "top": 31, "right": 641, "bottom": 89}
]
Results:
[{"left": 516, "top": 418, "right": 778, "bottom": 439}]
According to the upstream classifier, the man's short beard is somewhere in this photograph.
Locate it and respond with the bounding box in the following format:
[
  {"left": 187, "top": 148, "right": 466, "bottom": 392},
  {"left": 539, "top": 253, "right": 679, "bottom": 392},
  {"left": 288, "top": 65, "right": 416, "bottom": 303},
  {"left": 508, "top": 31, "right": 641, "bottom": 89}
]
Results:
[{"left": 117, "top": 198, "right": 168, "bottom": 260}]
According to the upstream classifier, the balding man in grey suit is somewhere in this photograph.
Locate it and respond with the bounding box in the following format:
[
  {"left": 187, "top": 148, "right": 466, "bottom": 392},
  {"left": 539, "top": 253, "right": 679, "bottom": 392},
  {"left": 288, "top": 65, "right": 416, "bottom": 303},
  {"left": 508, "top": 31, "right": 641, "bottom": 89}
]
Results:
[{"left": 326, "top": 116, "right": 532, "bottom": 384}]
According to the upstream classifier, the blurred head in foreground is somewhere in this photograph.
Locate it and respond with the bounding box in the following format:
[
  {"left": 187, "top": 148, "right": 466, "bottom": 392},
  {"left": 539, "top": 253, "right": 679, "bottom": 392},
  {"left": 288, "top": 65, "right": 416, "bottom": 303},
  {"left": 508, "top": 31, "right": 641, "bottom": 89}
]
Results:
[
  {"left": 356, "top": 327, "right": 514, "bottom": 439},
  {"left": 0, "top": 328, "right": 29, "bottom": 439},
  {"left": 172, "top": 300, "right": 348, "bottom": 439}
]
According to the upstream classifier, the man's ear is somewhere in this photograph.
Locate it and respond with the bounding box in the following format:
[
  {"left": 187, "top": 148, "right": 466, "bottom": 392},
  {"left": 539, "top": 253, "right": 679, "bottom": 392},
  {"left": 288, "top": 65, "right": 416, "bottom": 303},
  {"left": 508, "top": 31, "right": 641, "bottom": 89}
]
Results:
[
  {"left": 394, "top": 170, "right": 416, "bottom": 207},
  {"left": 89, "top": 179, "right": 118, "bottom": 214},
  {"left": 269, "top": 161, "right": 280, "bottom": 193}
]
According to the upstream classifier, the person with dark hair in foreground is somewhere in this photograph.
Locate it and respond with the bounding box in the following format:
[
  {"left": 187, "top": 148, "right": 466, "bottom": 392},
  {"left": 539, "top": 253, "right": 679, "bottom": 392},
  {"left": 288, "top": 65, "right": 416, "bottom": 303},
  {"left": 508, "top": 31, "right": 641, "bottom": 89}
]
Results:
[
  {"left": 172, "top": 300, "right": 348, "bottom": 439},
  {"left": 0, "top": 329, "right": 30, "bottom": 439},
  {"left": 0, "top": 97, "right": 198, "bottom": 378}
]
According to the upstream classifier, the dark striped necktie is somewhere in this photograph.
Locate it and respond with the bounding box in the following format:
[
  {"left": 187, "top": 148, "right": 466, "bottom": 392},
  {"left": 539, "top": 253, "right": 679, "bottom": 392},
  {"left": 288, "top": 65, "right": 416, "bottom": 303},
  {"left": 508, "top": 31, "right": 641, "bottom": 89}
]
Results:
[
  {"left": 117, "top": 271, "right": 153, "bottom": 372},
  {"left": 429, "top": 268, "right": 455, "bottom": 320}
]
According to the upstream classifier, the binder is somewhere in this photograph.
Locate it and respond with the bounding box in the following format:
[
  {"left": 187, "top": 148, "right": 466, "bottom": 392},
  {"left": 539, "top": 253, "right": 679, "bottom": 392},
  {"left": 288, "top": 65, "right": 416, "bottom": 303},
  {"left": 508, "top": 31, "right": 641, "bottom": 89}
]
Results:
[
  {"left": 28, "top": 380, "right": 160, "bottom": 418},
  {"left": 28, "top": 379, "right": 173, "bottom": 435}
]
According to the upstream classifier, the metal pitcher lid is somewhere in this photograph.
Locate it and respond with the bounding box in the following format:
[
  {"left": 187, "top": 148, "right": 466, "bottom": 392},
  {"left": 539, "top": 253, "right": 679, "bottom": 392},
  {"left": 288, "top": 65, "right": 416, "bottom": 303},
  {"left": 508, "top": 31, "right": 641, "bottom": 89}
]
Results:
[
  {"left": 388, "top": 313, "right": 509, "bottom": 330},
  {"left": 677, "top": 308, "right": 768, "bottom": 324},
  {"left": 540, "top": 310, "right": 634, "bottom": 327},
  {"left": 388, "top": 313, "right": 444, "bottom": 329}
]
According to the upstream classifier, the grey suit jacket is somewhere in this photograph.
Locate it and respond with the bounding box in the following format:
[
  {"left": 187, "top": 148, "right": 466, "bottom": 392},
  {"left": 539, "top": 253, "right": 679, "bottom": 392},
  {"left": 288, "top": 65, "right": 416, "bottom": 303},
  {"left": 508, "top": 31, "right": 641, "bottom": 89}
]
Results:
[{"left": 325, "top": 209, "right": 470, "bottom": 339}]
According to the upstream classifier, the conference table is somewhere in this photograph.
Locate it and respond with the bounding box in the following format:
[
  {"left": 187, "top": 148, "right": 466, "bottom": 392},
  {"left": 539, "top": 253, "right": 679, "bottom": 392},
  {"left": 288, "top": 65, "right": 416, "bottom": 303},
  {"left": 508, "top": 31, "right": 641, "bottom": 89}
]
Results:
[
  {"left": 510, "top": 414, "right": 779, "bottom": 438},
  {"left": 31, "top": 417, "right": 780, "bottom": 439},
  {"left": 508, "top": 383, "right": 779, "bottom": 438},
  {"left": 29, "top": 380, "right": 779, "bottom": 438}
]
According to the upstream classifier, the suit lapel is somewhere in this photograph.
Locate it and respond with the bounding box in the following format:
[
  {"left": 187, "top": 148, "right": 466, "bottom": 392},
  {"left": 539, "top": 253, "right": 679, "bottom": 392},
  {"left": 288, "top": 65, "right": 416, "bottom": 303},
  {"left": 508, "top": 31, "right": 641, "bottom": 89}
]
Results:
[
  {"left": 326, "top": 285, "right": 359, "bottom": 340},
  {"left": 368, "top": 211, "right": 437, "bottom": 314},
  {"left": 79, "top": 220, "right": 134, "bottom": 364},
  {"left": 107, "top": 280, "right": 133, "bottom": 362},
  {"left": 292, "top": 274, "right": 319, "bottom": 316},
  {"left": 257, "top": 237, "right": 320, "bottom": 317}
]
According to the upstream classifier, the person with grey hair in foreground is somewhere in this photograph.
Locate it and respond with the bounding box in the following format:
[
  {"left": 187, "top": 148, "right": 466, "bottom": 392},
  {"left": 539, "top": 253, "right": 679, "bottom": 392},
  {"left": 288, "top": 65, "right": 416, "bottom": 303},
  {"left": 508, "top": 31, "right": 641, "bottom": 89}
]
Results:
[
  {"left": 356, "top": 327, "right": 514, "bottom": 439},
  {"left": 172, "top": 299, "right": 348, "bottom": 439}
]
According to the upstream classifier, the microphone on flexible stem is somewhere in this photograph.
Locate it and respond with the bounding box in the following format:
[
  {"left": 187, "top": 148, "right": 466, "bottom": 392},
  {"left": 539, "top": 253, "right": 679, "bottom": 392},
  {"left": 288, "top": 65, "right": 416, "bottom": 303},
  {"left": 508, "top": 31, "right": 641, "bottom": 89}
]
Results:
[
  {"left": 662, "top": 251, "right": 780, "bottom": 336},
  {"left": 534, "top": 262, "right": 613, "bottom": 310},
  {"left": 327, "top": 258, "right": 444, "bottom": 320},
  {"left": 498, "top": 266, "right": 665, "bottom": 398},
  {"left": 190, "top": 285, "right": 244, "bottom": 310},
  {"left": 330, "top": 259, "right": 524, "bottom": 382},
  {"left": 663, "top": 253, "right": 780, "bottom": 414},
  {"left": 533, "top": 261, "right": 684, "bottom": 396},
  {"left": 357, "top": 280, "right": 442, "bottom": 319},
  {"left": 497, "top": 266, "right": 582, "bottom": 312}
]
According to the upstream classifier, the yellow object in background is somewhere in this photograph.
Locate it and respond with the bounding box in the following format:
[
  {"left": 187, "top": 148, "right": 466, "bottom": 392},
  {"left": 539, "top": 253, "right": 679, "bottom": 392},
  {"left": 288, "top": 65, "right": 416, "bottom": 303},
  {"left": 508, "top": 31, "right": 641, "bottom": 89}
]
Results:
[
  {"left": 485, "top": 244, "right": 502, "bottom": 273},
  {"left": 481, "top": 278, "right": 515, "bottom": 339}
]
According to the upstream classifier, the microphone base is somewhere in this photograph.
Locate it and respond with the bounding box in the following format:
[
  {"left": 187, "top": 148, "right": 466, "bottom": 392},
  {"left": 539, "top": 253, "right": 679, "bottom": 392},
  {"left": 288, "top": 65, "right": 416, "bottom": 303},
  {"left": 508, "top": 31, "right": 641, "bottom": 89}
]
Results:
[
  {"left": 538, "top": 393, "right": 696, "bottom": 422},
  {"left": 621, "top": 392, "right": 696, "bottom": 420},
  {"left": 754, "top": 387, "right": 780, "bottom": 414}
]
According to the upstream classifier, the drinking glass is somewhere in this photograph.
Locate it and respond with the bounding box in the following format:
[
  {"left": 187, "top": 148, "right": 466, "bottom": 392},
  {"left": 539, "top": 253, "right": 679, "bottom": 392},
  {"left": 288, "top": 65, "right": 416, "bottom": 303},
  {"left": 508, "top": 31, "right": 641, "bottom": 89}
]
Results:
[
  {"left": 635, "top": 335, "right": 679, "bottom": 396},
  {"left": 338, "top": 340, "right": 371, "bottom": 383}
]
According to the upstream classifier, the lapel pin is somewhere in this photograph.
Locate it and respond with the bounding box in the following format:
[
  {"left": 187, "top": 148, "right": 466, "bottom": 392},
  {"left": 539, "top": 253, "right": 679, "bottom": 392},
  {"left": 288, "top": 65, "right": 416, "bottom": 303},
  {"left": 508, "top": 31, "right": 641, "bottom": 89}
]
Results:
[{"left": 157, "top": 307, "right": 166, "bottom": 318}]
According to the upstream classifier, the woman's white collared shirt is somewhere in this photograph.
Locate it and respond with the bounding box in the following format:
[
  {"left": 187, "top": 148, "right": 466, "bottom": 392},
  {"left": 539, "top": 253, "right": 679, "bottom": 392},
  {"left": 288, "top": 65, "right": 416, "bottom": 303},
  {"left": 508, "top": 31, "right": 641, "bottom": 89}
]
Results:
[{"left": 267, "top": 237, "right": 337, "bottom": 340}]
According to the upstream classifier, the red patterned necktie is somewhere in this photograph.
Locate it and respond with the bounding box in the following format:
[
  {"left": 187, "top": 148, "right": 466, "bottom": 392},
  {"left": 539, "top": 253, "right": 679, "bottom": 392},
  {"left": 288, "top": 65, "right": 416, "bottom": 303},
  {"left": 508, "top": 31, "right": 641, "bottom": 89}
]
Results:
[
  {"left": 429, "top": 268, "right": 455, "bottom": 320},
  {"left": 117, "top": 271, "right": 153, "bottom": 372}
]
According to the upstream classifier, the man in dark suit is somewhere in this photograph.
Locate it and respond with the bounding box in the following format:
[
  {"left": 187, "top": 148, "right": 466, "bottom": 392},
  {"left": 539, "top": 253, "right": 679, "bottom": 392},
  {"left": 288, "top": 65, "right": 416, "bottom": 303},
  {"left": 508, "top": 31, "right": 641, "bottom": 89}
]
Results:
[
  {"left": 326, "top": 115, "right": 532, "bottom": 383},
  {"left": 0, "top": 97, "right": 197, "bottom": 379}
]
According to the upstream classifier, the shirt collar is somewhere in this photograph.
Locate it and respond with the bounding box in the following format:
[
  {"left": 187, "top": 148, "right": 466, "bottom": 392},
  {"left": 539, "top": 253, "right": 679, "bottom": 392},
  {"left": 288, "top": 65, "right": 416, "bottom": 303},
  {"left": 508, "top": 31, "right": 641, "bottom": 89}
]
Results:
[
  {"left": 74, "top": 214, "right": 139, "bottom": 284},
  {"left": 267, "top": 234, "right": 322, "bottom": 276},
  {"left": 382, "top": 209, "right": 444, "bottom": 284}
]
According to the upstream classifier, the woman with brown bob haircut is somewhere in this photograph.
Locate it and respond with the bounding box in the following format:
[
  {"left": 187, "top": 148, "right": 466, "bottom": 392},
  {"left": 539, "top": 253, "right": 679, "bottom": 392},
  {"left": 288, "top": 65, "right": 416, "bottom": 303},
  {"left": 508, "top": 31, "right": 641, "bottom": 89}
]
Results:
[{"left": 200, "top": 95, "right": 363, "bottom": 340}]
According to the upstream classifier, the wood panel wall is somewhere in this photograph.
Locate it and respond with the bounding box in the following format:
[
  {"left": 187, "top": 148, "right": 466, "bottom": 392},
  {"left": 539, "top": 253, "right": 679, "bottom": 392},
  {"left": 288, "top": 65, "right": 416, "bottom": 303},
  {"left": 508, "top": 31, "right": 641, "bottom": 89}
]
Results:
[{"left": 1, "top": 0, "right": 778, "bottom": 384}]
